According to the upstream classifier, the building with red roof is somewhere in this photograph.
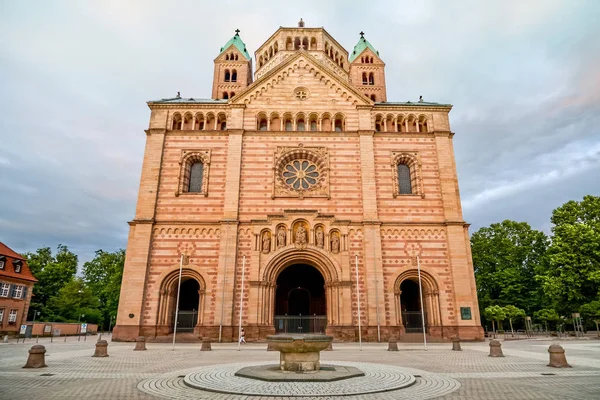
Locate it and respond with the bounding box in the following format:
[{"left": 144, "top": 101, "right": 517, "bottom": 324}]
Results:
[{"left": 0, "top": 242, "right": 37, "bottom": 336}]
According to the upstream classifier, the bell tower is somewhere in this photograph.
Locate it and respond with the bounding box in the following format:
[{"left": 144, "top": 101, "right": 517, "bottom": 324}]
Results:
[
  {"left": 349, "top": 32, "right": 387, "bottom": 102},
  {"left": 212, "top": 29, "right": 253, "bottom": 100}
]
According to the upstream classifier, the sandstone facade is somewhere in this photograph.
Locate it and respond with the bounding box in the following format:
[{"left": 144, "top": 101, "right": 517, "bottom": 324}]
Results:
[{"left": 113, "top": 23, "right": 483, "bottom": 342}]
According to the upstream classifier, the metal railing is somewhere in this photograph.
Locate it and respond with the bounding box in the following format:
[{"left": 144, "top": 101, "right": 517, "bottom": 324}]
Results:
[
  {"left": 402, "top": 311, "right": 428, "bottom": 333},
  {"left": 274, "top": 315, "right": 327, "bottom": 334},
  {"left": 173, "top": 310, "right": 197, "bottom": 332}
]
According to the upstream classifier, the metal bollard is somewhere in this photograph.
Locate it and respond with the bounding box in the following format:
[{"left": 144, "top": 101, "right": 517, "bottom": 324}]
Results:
[{"left": 23, "top": 345, "right": 47, "bottom": 368}]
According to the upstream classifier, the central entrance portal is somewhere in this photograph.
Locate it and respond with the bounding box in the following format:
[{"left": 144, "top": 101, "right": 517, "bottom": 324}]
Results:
[{"left": 274, "top": 264, "right": 326, "bottom": 334}]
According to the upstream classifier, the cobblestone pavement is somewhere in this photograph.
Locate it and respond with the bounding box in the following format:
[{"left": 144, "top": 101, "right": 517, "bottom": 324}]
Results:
[{"left": 0, "top": 336, "right": 599, "bottom": 399}]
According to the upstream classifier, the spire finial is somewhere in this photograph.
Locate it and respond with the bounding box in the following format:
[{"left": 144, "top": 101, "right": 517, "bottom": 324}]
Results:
[
  {"left": 235, "top": 29, "right": 240, "bottom": 36},
  {"left": 298, "top": 18, "right": 305, "bottom": 28},
  {"left": 360, "top": 31, "right": 365, "bottom": 38}
]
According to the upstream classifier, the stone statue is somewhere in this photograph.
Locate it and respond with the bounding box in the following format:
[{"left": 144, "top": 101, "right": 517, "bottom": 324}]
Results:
[
  {"left": 262, "top": 233, "right": 271, "bottom": 253},
  {"left": 295, "top": 225, "right": 307, "bottom": 245},
  {"left": 277, "top": 228, "right": 286, "bottom": 248},
  {"left": 331, "top": 233, "right": 340, "bottom": 254},
  {"left": 315, "top": 228, "right": 324, "bottom": 248}
]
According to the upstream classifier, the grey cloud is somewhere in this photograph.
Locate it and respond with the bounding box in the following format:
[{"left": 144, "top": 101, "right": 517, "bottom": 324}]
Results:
[{"left": 1, "top": 0, "right": 599, "bottom": 264}]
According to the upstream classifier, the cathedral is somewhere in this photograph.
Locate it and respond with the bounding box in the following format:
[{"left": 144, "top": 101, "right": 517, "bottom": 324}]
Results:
[{"left": 113, "top": 21, "right": 483, "bottom": 342}]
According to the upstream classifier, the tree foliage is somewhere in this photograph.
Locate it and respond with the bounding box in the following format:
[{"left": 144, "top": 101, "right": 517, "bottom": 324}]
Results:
[
  {"left": 538, "top": 195, "right": 600, "bottom": 314},
  {"left": 82, "top": 249, "right": 125, "bottom": 329},
  {"left": 25, "top": 245, "right": 78, "bottom": 320},
  {"left": 471, "top": 220, "right": 549, "bottom": 315},
  {"left": 46, "top": 278, "right": 102, "bottom": 323},
  {"left": 484, "top": 305, "right": 506, "bottom": 332}
]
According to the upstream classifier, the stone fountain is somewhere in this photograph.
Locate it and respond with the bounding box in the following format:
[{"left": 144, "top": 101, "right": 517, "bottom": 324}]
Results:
[{"left": 234, "top": 333, "right": 364, "bottom": 381}]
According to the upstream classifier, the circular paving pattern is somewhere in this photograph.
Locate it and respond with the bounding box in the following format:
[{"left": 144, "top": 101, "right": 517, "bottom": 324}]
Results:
[{"left": 137, "top": 361, "right": 461, "bottom": 399}]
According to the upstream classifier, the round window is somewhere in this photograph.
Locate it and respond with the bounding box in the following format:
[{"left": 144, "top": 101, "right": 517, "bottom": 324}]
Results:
[{"left": 282, "top": 160, "right": 320, "bottom": 190}]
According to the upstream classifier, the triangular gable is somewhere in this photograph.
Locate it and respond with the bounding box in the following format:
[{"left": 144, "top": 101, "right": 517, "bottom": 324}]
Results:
[
  {"left": 231, "top": 51, "right": 373, "bottom": 106},
  {"left": 214, "top": 44, "right": 249, "bottom": 63},
  {"left": 351, "top": 48, "right": 385, "bottom": 66}
]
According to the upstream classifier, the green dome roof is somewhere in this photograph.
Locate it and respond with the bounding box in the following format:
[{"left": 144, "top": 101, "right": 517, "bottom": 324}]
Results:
[
  {"left": 349, "top": 33, "right": 379, "bottom": 62},
  {"left": 219, "top": 30, "right": 251, "bottom": 60}
]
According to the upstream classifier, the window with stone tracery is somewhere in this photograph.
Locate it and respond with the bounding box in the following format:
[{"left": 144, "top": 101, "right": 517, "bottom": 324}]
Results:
[
  {"left": 177, "top": 150, "right": 211, "bottom": 196},
  {"left": 391, "top": 152, "right": 423, "bottom": 198}
]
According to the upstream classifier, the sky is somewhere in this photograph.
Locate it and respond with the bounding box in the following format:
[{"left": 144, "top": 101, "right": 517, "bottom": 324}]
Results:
[{"left": 1, "top": 0, "right": 599, "bottom": 265}]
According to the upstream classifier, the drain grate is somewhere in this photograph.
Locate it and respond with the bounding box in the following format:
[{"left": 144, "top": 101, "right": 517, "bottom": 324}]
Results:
[
  {"left": 40, "top": 373, "right": 55, "bottom": 377},
  {"left": 541, "top": 373, "right": 556, "bottom": 376},
  {"left": 177, "top": 375, "right": 185, "bottom": 378}
]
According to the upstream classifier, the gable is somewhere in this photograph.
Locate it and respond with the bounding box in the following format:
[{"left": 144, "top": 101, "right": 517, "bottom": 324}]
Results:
[
  {"left": 353, "top": 48, "right": 384, "bottom": 65},
  {"left": 215, "top": 44, "right": 248, "bottom": 63},
  {"left": 232, "top": 52, "right": 372, "bottom": 108}
]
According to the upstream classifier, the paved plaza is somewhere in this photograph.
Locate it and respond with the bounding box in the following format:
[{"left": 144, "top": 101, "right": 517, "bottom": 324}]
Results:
[{"left": 1, "top": 336, "right": 599, "bottom": 399}]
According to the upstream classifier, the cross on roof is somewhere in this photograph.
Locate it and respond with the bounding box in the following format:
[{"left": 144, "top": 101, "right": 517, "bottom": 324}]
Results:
[
  {"left": 360, "top": 31, "right": 365, "bottom": 38},
  {"left": 235, "top": 29, "right": 240, "bottom": 35}
]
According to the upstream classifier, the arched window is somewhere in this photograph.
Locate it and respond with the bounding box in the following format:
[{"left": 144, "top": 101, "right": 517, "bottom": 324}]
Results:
[
  {"left": 231, "top": 70, "right": 237, "bottom": 82},
  {"left": 188, "top": 162, "right": 204, "bottom": 193},
  {"left": 370, "top": 94, "right": 376, "bottom": 101},
  {"left": 297, "top": 119, "right": 305, "bottom": 131},
  {"left": 397, "top": 164, "right": 412, "bottom": 194},
  {"left": 302, "top": 37, "right": 308, "bottom": 50},
  {"left": 220, "top": 122, "right": 227, "bottom": 130},
  {"left": 224, "top": 69, "right": 231, "bottom": 82},
  {"left": 225, "top": 54, "right": 229, "bottom": 61},
  {"left": 294, "top": 37, "right": 301, "bottom": 50},
  {"left": 310, "top": 37, "right": 317, "bottom": 50},
  {"left": 285, "top": 119, "right": 293, "bottom": 131},
  {"left": 222, "top": 92, "right": 229, "bottom": 100},
  {"left": 230, "top": 92, "right": 235, "bottom": 99},
  {"left": 369, "top": 73, "right": 375, "bottom": 85},
  {"left": 362, "top": 72, "right": 368, "bottom": 85},
  {"left": 172, "top": 114, "right": 182, "bottom": 130},
  {"left": 259, "top": 119, "right": 267, "bottom": 131},
  {"left": 334, "top": 119, "right": 343, "bottom": 132},
  {"left": 235, "top": 54, "right": 238, "bottom": 60},
  {"left": 310, "top": 121, "right": 317, "bottom": 131}
]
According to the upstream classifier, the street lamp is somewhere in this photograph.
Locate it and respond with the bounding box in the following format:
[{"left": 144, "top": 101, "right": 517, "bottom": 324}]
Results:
[{"left": 32, "top": 310, "right": 41, "bottom": 323}]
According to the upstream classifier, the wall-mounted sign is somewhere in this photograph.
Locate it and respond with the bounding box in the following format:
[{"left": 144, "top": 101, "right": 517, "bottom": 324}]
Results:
[
  {"left": 20, "top": 325, "right": 27, "bottom": 335},
  {"left": 460, "top": 307, "right": 472, "bottom": 320},
  {"left": 80, "top": 323, "right": 88, "bottom": 334}
]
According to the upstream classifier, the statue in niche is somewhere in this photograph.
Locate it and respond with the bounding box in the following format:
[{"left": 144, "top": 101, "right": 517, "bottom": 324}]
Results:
[
  {"left": 295, "top": 225, "right": 307, "bottom": 246},
  {"left": 331, "top": 233, "right": 340, "bottom": 254},
  {"left": 315, "top": 228, "right": 324, "bottom": 248},
  {"left": 262, "top": 233, "right": 271, "bottom": 253},
  {"left": 277, "top": 227, "right": 286, "bottom": 248}
]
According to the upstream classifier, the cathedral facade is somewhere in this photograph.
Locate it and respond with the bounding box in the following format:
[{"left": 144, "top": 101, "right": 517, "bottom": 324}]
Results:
[{"left": 114, "top": 22, "right": 483, "bottom": 342}]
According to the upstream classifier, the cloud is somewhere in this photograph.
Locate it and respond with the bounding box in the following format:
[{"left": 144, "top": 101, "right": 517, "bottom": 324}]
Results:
[{"left": 0, "top": 0, "right": 599, "bottom": 264}]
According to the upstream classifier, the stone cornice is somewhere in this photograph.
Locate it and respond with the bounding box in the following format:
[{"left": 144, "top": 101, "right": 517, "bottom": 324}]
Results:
[
  {"left": 357, "top": 130, "right": 375, "bottom": 136},
  {"left": 129, "top": 218, "right": 155, "bottom": 226},
  {"left": 148, "top": 103, "right": 230, "bottom": 110},
  {"left": 373, "top": 104, "right": 452, "bottom": 112},
  {"left": 165, "top": 130, "right": 231, "bottom": 137},
  {"left": 145, "top": 129, "right": 167, "bottom": 136},
  {"left": 433, "top": 131, "right": 455, "bottom": 138}
]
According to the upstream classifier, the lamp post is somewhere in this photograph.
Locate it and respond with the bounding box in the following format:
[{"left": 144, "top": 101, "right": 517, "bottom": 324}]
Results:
[
  {"left": 32, "top": 310, "right": 41, "bottom": 323},
  {"left": 109, "top": 315, "right": 116, "bottom": 334}
]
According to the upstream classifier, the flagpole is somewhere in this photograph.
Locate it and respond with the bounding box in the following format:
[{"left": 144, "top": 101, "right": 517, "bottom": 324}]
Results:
[
  {"left": 172, "top": 254, "right": 184, "bottom": 351},
  {"left": 355, "top": 255, "right": 362, "bottom": 351},
  {"left": 237, "top": 256, "right": 246, "bottom": 351},
  {"left": 417, "top": 255, "right": 427, "bottom": 350}
]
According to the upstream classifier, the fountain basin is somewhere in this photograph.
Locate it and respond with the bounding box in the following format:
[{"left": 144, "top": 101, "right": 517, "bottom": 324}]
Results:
[{"left": 266, "top": 334, "right": 333, "bottom": 371}]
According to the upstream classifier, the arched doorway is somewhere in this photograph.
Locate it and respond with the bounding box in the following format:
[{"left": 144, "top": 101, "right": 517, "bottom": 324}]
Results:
[
  {"left": 400, "top": 279, "right": 426, "bottom": 332},
  {"left": 174, "top": 278, "right": 199, "bottom": 332},
  {"left": 274, "top": 264, "right": 326, "bottom": 333}
]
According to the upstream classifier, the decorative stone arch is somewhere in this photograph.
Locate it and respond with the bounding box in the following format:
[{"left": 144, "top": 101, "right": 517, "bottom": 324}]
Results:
[
  {"left": 272, "top": 145, "right": 330, "bottom": 199},
  {"left": 261, "top": 245, "right": 343, "bottom": 326},
  {"left": 176, "top": 150, "right": 211, "bottom": 196},
  {"left": 390, "top": 151, "right": 424, "bottom": 198},
  {"left": 392, "top": 269, "right": 442, "bottom": 330},
  {"left": 156, "top": 267, "right": 207, "bottom": 331}
]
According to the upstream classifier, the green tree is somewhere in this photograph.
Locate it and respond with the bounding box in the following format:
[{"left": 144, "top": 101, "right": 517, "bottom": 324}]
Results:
[
  {"left": 471, "top": 220, "right": 549, "bottom": 315},
  {"left": 534, "top": 308, "right": 560, "bottom": 332},
  {"left": 580, "top": 300, "right": 600, "bottom": 331},
  {"left": 503, "top": 305, "right": 526, "bottom": 335},
  {"left": 539, "top": 195, "right": 600, "bottom": 314},
  {"left": 25, "top": 245, "right": 78, "bottom": 320},
  {"left": 82, "top": 249, "right": 125, "bottom": 330},
  {"left": 484, "top": 305, "right": 506, "bottom": 333},
  {"left": 46, "top": 278, "right": 102, "bottom": 323}
]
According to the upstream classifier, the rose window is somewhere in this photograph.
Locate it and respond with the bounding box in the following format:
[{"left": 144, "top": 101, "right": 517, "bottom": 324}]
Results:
[{"left": 282, "top": 160, "right": 320, "bottom": 190}]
